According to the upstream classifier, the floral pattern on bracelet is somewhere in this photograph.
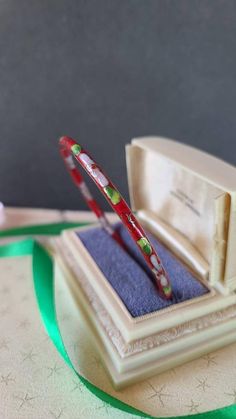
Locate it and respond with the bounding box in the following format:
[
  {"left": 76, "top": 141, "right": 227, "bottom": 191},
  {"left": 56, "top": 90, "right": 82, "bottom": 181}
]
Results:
[{"left": 60, "top": 136, "right": 173, "bottom": 300}]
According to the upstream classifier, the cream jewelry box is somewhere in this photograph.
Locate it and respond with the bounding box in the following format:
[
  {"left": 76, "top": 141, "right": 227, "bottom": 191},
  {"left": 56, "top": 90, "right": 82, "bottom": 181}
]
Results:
[{"left": 54, "top": 137, "right": 236, "bottom": 389}]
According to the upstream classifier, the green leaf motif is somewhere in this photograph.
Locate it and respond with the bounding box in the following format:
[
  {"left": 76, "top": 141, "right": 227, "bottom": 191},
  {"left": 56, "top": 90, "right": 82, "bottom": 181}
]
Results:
[
  {"left": 163, "top": 286, "right": 172, "bottom": 296},
  {"left": 104, "top": 186, "right": 121, "bottom": 205},
  {"left": 71, "top": 144, "right": 81, "bottom": 156},
  {"left": 137, "top": 237, "right": 152, "bottom": 255}
]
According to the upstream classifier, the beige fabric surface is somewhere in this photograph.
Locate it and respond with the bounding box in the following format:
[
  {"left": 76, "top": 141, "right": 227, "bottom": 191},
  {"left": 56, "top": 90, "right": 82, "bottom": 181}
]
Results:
[{"left": 1, "top": 207, "right": 236, "bottom": 418}]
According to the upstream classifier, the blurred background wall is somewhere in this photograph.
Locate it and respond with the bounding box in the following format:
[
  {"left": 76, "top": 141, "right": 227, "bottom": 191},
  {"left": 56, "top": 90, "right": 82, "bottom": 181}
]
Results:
[{"left": 0, "top": 0, "right": 236, "bottom": 210}]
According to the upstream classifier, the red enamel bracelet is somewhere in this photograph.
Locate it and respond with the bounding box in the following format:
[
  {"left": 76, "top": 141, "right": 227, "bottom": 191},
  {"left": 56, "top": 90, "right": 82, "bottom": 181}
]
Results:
[{"left": 59, "top": 136, "right": 172, "bottom": 300}]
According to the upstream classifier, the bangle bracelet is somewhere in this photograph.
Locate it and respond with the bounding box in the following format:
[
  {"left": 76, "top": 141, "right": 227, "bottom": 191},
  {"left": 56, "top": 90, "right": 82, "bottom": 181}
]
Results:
[{"left": 59, "top": 136, "right": 172, "bottom": 300}]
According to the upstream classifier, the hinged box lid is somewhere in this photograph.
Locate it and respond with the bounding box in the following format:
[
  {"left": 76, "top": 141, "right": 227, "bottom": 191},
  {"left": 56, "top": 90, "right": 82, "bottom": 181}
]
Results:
[{"left": 126, "top": 137, "right": 236, "bottom": 292}]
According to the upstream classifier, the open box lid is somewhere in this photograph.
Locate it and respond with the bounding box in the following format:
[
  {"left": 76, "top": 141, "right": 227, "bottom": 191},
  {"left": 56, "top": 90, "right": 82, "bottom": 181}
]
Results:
[{"left": 126, "top": 137, "right": 236, "bottom": 293}]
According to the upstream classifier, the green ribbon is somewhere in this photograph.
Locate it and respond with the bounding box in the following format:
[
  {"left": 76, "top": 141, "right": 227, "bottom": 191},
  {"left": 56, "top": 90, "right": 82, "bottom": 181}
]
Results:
[
  {"left": 0, "top": 222, "right": 235, "bottom": 418},
  {"left": 0, "top": 221, "right": 88, "bottom": 238}
]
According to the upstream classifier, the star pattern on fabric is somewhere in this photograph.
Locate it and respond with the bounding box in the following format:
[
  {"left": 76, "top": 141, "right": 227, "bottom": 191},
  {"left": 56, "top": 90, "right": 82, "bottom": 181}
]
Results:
[
  {"left": 0, "top": 286, "right": 10, "bottom": 295},
  {"left": 46, "top": 363, "right": 63, "bottom": 378},
  {"left": 0, "top": 339, "right": 9, "bottom": 350},
  {"left": 225, "top": 389, "right": 236, "bottom": 403},
  {"left": 18, "top": 319, "right": 31, "bottom": 329},
  {"left": 71, "top": 379, "right": 84, "bottom": 393},
  {"left": 49, "top": 407, "right": 65, "bottom": 418},
  {"left": 92, "top": 356, "right": 101, "bottom": 369},
  {"left": 14, "top": 392, "right": 36, "bottom": 409},
  {"left": 72, "top": 339, "right": 81, "bottom": 354},
  {"left": 147, "top": 382, "right": 171, "bottom": 407},
  {"left": 21, "top": 349, "right": 38, "bottom": 363},
  {"left": 169, "top": 368, "right": 177, "bottom": 376},
  {"left": 201, "top": 354, "right": 217, "bottom": 367},
  {"left": 185, "top": 399, "right": 200, "bottom": 413},
  {"left": 95, "top": 401, "right": 112, "bottom": 414},
  {"left": 1, "top": 373, "right": 15, "bottom": 386},
  {"left": 2, "top": 214, "right": 236, "bottom": 418},
  {"left": 21, "top": 294, "right": 30, "bottom": 302},
  {"left": 42, "top": 333, "right": 50, "bottom": 342},
  {"left": 0, "top": 306, "right": 9, "bottom": 317},
  {"left": 196, "top": 377, "right": 210, "bottom": 392},
  {"left": 60, "top": 313, "right": 72, "bottom": 322}
]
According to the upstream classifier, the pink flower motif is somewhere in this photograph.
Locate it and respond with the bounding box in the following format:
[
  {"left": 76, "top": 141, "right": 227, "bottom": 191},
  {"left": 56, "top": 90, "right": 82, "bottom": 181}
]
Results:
[
  {"left": 79, "top": 153, "right": 94, "bottom": 169},
  {"left": 79, "top": 153, "right": 109, "bottom": 187},
  {"left": 159, "top": 275, "right": 169, "bottom": 287},
  {"left": 91, "top": 168, "right": 109, "bottom": 187},
  {"left": 150, "top": 254, "right": 162, "bottom": 272}
]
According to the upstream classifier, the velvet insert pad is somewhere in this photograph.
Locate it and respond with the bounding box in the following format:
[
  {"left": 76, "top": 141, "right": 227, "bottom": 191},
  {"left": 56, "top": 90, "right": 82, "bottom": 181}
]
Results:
[{"left": 77, "top": 223, "right": 209, "bottom": 318}]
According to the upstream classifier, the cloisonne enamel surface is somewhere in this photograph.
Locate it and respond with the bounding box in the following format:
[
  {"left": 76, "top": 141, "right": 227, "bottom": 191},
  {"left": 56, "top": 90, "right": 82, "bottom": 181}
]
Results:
[{"left": 59, "top": 136, "right": 172, "bottom": 299}]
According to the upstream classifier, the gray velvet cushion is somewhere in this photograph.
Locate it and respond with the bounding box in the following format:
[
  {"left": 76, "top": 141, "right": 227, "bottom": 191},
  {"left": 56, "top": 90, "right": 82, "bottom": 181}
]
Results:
[{"left": 78, "top": 223, "right": 209, "bottom": 318}]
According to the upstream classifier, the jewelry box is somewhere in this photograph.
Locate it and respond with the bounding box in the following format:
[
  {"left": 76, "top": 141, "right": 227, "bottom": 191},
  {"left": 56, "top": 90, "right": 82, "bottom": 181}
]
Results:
[{"left": 54, "top": 137, "right": 236, "bottom": 388}]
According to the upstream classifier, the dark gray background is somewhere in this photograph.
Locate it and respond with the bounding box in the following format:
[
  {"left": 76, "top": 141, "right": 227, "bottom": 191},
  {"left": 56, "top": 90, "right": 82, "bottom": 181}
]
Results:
[{"left": 1, "top": 0, "right": 236, "bottom": 211}]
